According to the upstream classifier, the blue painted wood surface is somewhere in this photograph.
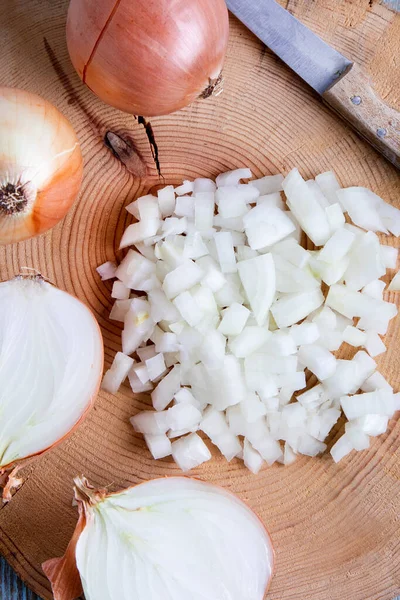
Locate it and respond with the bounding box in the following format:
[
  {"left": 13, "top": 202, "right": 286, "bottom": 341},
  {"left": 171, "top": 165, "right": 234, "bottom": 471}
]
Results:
[
  {"left": 1, "top": 552, "right": 399, "bottom": 600},
  {"left": 0, "top": 557, "right": 41, "bottom": 600}
]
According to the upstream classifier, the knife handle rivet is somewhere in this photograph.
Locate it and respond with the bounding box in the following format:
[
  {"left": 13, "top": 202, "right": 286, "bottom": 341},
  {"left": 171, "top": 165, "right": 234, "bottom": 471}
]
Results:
[
  {"left": 376, "top": 127, "right": 387, "bottom": 139},
  {"left": 351, "top": 95, "right": 362, "bottom": 106}
]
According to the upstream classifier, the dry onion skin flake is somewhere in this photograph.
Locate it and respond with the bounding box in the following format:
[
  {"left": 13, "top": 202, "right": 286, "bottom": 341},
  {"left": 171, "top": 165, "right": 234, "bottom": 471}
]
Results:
[
  {"left": 43, "top": 476, "right": 274, "bottom": 600},
  {"left": 100, "top": 167, "right": 400, "bottom": 471},
  {"left": 0, "top": 276, "right": 103, "bottom": 500},
  {"left": 0, "top": 87, "right": 83, "bottom": 245}
]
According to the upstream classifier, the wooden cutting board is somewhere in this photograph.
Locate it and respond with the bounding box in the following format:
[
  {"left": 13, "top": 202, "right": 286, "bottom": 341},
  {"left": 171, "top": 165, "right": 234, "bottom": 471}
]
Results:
[{"left": 1, "top": 1, "right": 400, "bottom": 598}]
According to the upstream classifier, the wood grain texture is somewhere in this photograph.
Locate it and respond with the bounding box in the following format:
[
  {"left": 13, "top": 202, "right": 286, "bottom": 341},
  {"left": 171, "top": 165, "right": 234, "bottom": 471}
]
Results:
[
  {"left": 0, "top": 1, "right": 400, "bottom": 599},
  {"left": 323, "top": 63, "right": 400, "bottom": 169}
]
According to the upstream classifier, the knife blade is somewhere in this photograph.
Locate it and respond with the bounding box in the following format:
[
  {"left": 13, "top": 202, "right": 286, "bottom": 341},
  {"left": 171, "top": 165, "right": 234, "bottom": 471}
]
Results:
[{"left": 226, "top": 0, "right": 400, "bottom": 170}]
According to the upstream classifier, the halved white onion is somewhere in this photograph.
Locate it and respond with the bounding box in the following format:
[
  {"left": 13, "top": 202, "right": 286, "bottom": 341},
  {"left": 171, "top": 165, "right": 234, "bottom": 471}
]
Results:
[
  {"left": 0, "top": 275, "right": 103, "bottom": 499},
  {"left": 43, "top": 476, "right": 274, "bottom": 600}
]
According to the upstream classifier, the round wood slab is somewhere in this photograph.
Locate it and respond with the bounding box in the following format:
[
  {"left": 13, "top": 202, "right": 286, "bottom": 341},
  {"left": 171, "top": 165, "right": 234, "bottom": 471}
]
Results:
[{"left": 1, "top": 1, "right": 400, "bottom": 598}]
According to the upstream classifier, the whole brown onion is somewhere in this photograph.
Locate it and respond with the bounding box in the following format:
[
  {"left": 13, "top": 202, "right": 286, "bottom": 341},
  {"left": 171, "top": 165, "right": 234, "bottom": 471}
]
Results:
[{"left": 66, "top": 0, "right": 230, "bottom": 117}]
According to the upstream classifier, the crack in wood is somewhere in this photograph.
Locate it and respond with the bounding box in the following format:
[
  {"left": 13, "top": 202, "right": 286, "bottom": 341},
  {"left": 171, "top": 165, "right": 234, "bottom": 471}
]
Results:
[{"left": 137, "top": 116, "right": 162, "bottom": 178}]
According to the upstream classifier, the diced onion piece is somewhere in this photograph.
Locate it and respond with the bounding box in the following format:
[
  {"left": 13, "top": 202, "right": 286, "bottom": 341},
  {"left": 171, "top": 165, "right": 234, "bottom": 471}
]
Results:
[
  {"left": 283, "top": 168, "right": 331, "bottom": 246},
  {"left": 151, "top": 365, "right": 181, "bottom": 411},
  {"left": 171, "top": 433, "right": 211, "bottom": 471},
  {"left": 264, "top": 330, "right": 297, "bottom": 356},
  {"left": 337, "top": 187, "right": 388, "bottom": 233},
  {"left": 389, "top": 271, "right": 400, "bottom": 291},
  {"left": 201, "top": 408, "right": 242, "bottom": 461},
  {"left": 122, "top": 299, "right": 154, "bottom": 355},
  {"left": 345, "top": 422, "right": 370, "bottom": 451},
  {"left": 323, "top": 351, "right": 376, "bottom": 400},
  {"left": 198, "top": 330, "right": 226, "bottom": 369},
  {"left": 342, "top": 326, "right": 367, "bottom": 347},
  {"left": 216, "top": 188, "right": 249, "bottom": 219},
  {"left": 364, "top": 331, "right": 386, "bottom": 357},
  {"left": 193, "top": 178, "right": 216, "bottom": 194},
  {"left": 174, "top": 180, "right": 194, "bottom": 196},
  {"left": 309, "top": 254, "right": 349, "bottom": 287},
  {"left": 307, "top": 179, "right": 330, "bottom": 209},
  {"left": 111, "top": 281, "right": 130, "bottom": 300},
  {"left": 243, "top": 204, "right": 295, "bottom": 250},
  {"left": 331, "top": 434, "right": 353, "bottom": 463},
  {"left": 110, "top": 299, "right": 131, "bottom": 322},
  {"left": 378, "top": 200, "right": 400, "bottom": 236},
  {"left": 243, "top": 438, "right": 264, "bottom": 474},
  {"left": 196, "top": 256, "right": 226, "bottom": 292},
  {"left": 162, "top": 217, "right": 187, "bottom": 237},
  {"left": 144, "top": 433, "right": 172, "bottom": 459},
  {"left": 145, "top": 354, "right": 167, "bottom": 381},
  {"left": 229, "top": 326, "right": 271, "bottom": 358},
  {"left": 158, "top": 186, "right": 175, "bottom": 217},
  {"left": 249, "top": 173, "right": 284, "bottom": 195},
  {"left": 272, "top": 238, "right": 310, "bottom": 269},
  {"left": 163, "top": 260, "right": 203, "bottom": 299},
  {"left": 241, "top": 393, "right": 267, "bottom": 422},
  {"left": 297, "top": 385, "right": 326, "bottom": 410},
  {"left": 166, "top": 403, "right": 202, "bottom": 431},
  {"left": 208, "top": 355, "right": 247, "bottom": 411},
  {"left": 271, "top": 289, "right": 324, "bottom": 328},
  {"left": 216, "top": 168, "right": 252, "bottom": 187},
  {"left": 96, "top": 261, "right": 117, "bottom": 281},
  {"left": 298, "top": 344, "right": 336, "bottom": 381},
  {"left": 325, "top": 203, "right": 345, "bottom": 232},
  {"left": 315, "top": 171, "right": 341, "bottom": 205},
  {"left": 214, "top": 231, "right": 237, "bottom": 273},
  {"left": 174, "top": 195, "right": 194, "bottom": 218},
  {"left": 362, "top": 280, "right": 386, "bottom": 300},
  {"left": 344, "top": 232, "right": 386, "bottom": 291},
  {"left": 351, "top": 414, "right": 389, "bottom": 436},
  {"left": 116, "top": 250, "right": 156, "bottom": 290},
  {"left": 317, "top": 228, "right": 355, "bottom": 264},
  {"left": 120, "top": 221, "right": 160, "bottom": 249},
  {"left": 238, "top": 254, "right": 276, "bottom": 326},
  {"left": 341, "top": 389, "right": 396, "bottom": 419},
  {"left": 380, "top": 245, "right": 398, "bottom": 269},
  {"left": 361, "top": 372, "right": 392, "bottom": 393},
  {"left": 137, "top": 345, "right": 157, "bottom": 362},
  {"left": 326, "top": 284, "right": 397, "bottom": 330},
  {"left": 128, "top": 368, "right": 153, "bottom": 393},
  {"left": 289, "top": 322, "right": 320, "bottom": 346},
  {"left": 195, "top": 192, "right": 214, "bottom": 233},
  {"left": 283, "top": 442, "right": 297, "bottom": 465},
  {"left": 184, "top": 232, "right": 209, "bottom": 259},
  {"left": 257, "top": 192, "right": 285, "bottom": 212},
  {"left": 102, "top": 352, "right": 134, "bottom": 394},
  {"left": 174, "top": 388, "right": 201, "bottom": 408},
  {"left": 133, "top": 362, "right": 150, "bottom": 384},
  {"left": 130, "top": 411, "right": 169, "bottom": 435},
  {"left": 173, "top": 291, "right": 204, "bottom": 327},
  {"left": 218, "top": 303, "right": 250, "bottom": 336}
]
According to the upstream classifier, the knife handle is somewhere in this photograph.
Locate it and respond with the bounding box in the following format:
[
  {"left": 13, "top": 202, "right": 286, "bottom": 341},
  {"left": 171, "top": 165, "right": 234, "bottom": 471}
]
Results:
[{"left": 322, "top": 64, "right": 400, "bottom": 170}]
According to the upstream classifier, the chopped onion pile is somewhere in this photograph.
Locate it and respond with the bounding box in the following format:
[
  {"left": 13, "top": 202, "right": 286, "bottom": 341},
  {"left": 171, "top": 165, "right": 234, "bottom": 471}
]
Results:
[
  {"left": 43, "top": 476, "right": 274, "bottom": 600},
  {"left": 100, "top": 167, "right": 400, "bottom": 471},
  {"left": 0, "top": 276, "right": 103, "bottom": 499}
]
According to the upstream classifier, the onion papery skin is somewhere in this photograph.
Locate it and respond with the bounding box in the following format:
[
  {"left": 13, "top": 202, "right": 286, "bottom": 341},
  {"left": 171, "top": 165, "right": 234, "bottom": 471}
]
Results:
[
  {"left": 66, "top": 0, "right": 229, "bottom": 116},
  {"left": 0, "top": 276, "right": 103, "bottom": 500},
  {"left": 0, "top": 87, "right": 83, "bottom": 245},
  {"left": 43, "top": 476, "right": 275, "bottom": 600}
]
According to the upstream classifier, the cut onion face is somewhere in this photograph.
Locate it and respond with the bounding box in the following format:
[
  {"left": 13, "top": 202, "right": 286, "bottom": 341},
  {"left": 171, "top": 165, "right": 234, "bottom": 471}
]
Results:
[
  {"left": 0, "top": 276, "right": 103, "bottom": 498},
  {"left": 43, "top": 476, "right": 274, "bottom": 600},
  {"left": 100, "top": 165, "right": 400, "bottom": 471}
]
